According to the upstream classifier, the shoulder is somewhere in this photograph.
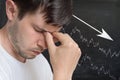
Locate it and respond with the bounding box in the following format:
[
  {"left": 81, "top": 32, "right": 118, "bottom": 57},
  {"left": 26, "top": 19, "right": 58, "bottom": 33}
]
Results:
[{"left": 0, "top": 56, "right": 11, "bottom": 80}]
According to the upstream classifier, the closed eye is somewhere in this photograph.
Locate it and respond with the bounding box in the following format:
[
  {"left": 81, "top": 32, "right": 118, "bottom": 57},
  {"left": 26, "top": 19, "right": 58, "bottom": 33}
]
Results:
[
  {"left": 32, "top": 24, "right": 46, "bottom": 33},
  {"left": 34, "top": 28, "right": 45, "bottom": 33}
]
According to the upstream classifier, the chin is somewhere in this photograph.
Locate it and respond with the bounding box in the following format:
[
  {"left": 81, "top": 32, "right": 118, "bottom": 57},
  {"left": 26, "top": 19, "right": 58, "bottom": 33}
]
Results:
[
  {"left": 27, "top": 56, "right": 36, "bottom": 59},
  {"left": 21, "top": 54, "right": 36, "bottom": 59}
]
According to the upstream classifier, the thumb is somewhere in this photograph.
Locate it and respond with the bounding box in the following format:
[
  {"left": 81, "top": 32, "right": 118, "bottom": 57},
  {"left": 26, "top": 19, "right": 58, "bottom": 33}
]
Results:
[{"left": 44, "top": 32, "right": 56, "bottom": 55}]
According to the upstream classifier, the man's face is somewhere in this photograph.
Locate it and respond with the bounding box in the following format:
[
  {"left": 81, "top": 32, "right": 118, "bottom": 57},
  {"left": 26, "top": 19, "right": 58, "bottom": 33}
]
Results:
[{"left": 8, "top": 11, "right": 61, "bottom": 60}]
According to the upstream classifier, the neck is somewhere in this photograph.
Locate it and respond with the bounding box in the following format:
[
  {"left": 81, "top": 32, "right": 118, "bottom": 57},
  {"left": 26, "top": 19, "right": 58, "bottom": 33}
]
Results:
[{"left": 0, "top": 25, "right": 26, "bottom": 63}]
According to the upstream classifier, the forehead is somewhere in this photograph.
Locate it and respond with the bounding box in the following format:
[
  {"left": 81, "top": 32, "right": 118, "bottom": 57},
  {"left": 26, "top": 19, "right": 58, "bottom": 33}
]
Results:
[{"left": 22, "top": 11, "right": 62, "bottom": 32}]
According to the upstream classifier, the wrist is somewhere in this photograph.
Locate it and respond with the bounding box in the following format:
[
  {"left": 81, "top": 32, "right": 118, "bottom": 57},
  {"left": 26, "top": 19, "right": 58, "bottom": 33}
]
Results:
[{"left": 53, "top": 71, "right": 72, "bottom": 80}]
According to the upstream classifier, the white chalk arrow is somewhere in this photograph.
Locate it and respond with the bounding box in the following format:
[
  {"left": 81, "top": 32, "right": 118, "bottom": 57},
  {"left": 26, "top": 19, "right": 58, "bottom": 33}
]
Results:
[{"left": 72, "top": 15, "right": 113, "bottom": 41}]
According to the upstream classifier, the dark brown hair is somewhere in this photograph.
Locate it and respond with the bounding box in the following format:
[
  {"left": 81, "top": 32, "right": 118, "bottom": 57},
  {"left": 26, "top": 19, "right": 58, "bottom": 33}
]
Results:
[{"left": 12, "top": 0, "right": 73, "bottom": 26}]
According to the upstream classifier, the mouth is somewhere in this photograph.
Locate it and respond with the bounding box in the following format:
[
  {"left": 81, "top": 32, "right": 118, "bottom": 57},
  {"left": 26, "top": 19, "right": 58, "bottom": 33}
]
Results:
[{"left": 32, "top": 50, "right": 41, "bottom": 55}]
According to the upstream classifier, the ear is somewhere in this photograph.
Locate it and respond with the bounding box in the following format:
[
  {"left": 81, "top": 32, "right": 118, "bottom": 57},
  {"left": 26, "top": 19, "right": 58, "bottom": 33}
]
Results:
[{"left": 6, "top": 0, "right": 18, "bottom": 21}]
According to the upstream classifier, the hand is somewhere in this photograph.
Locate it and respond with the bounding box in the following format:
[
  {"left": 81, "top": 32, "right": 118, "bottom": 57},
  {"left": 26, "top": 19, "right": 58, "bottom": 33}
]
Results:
[{"left": 44, "top": 32, "right": 81, "bottom": 80}]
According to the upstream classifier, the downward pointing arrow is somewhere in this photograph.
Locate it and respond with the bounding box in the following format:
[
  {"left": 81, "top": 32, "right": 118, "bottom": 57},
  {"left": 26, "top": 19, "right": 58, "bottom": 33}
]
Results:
[
  {"left": 72, "top": 15, "right": 114, "bottom": 41},
  {"left": 97, "top": 28, "right": 113, "bottom": 41}
]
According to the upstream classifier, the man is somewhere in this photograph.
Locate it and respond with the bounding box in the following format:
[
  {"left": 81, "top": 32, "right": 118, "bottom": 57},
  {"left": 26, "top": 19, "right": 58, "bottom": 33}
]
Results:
[{"left": 0, "top": 0, "right": 81, "bottom": 80}]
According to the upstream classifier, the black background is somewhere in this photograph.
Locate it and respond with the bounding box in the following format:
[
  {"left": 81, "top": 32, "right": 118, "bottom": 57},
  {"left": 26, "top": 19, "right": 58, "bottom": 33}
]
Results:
[
  {"left": 0, "top": 0, "right": 7, "bottom": 28},
  {"left": 0, "top": 0, "right": 120, "bottom": 80}
]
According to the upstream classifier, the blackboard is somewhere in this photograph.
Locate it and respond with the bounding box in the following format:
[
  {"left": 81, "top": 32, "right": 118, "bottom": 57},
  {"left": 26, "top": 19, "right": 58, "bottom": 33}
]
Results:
[
  {"left": 65, "top": 0, "right": 120, "bottom": 80},
  {"left": 0, "top": 0, "right": 120, "bottom": 80}
]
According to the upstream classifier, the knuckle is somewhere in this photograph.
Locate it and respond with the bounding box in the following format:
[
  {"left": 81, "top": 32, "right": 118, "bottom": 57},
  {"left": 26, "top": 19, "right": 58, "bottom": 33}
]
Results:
[
  {"left": 67, "top": 42, "right": 74, "bottom": 47},
  {"left": 76, "top": 48, "right": 81, "bottom": 55},
  {"left": 64, "top": 33, "right": 70, "bottom": 38},
  {"left": 64, "top": 33, "right": 69, "bottom": 36},
  {"left": 75, "top": 44, "right": 79, "bottom": 48}
]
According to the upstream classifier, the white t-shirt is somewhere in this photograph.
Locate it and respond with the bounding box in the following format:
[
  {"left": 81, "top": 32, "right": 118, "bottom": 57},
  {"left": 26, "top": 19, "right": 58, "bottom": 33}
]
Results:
[{"left": 0, "top": 44, "right": 53, "bottom": 80}]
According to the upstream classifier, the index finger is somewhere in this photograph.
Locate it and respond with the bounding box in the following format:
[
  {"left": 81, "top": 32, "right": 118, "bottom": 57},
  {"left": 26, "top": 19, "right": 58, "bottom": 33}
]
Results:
[
  {"left": 44, "top": 32, "right": 56, "bottom": 54},
  {"left": 52, "top": 32, "right": 74, "bottom": 45}
]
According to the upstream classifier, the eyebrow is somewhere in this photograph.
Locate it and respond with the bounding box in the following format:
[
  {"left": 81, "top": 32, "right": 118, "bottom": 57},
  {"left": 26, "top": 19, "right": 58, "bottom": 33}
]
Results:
[{"left": 32, "top": 24, "right": 54, "bottom": 33}]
